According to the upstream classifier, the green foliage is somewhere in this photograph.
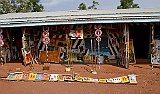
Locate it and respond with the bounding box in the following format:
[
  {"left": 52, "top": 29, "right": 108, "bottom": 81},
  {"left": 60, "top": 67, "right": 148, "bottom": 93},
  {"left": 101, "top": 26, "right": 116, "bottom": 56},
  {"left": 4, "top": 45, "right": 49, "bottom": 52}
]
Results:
[
  {"left": 0, "top": 0, "right": 44, "bottom": 14},
  {"left": 28, "top": 0, "right": 44, "bottom": 12},
  {"left": 0, "top": 0, "right": 12, "bottom": 14},
  {"left": 78, "top": 3, "right": 87, "bottom": 10},
  {"left": 117, "top": 0, "right": 140, "bottom": 9},
  {"left": 88, "top": 0, "right": 99, "bottom": 10},
  {"left": 78, "top": 0, "right": 99, "bottom": 10}
]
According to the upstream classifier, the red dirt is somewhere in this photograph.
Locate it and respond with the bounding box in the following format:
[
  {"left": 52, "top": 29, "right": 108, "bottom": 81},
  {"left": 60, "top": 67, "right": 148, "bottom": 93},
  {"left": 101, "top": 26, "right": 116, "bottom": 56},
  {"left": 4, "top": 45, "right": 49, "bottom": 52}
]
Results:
[{"left": 0, "top": 61, "right": 160, "bottom": 94}]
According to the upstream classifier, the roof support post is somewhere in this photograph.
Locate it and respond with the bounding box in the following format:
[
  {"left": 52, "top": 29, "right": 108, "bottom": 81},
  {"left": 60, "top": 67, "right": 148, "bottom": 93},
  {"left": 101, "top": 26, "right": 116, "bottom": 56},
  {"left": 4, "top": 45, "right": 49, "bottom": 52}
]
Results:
[{"left": 123, "top": 23, "right": 129, "bottom": 69}]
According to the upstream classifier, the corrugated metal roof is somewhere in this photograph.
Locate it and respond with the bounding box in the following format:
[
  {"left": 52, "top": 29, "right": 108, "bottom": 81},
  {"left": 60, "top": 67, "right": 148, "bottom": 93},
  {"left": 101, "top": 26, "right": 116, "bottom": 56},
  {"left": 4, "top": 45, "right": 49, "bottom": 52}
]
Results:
[{"left": 0, "top": 8, "right": 160, "bottom": 28}]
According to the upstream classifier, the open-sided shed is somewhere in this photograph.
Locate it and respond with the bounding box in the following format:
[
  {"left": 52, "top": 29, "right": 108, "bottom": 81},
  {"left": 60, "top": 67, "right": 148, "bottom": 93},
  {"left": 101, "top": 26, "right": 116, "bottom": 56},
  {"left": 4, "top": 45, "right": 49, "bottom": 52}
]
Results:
[{"left": 0, "top": 8, "right": 160, "bottom": 68}]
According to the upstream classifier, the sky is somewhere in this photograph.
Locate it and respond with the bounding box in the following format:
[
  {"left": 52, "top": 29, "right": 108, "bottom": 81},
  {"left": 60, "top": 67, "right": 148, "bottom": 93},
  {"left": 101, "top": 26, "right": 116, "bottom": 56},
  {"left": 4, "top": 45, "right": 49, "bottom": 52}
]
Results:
[{"left": 40, "top": 0, "right": 160, "bottom": 12}]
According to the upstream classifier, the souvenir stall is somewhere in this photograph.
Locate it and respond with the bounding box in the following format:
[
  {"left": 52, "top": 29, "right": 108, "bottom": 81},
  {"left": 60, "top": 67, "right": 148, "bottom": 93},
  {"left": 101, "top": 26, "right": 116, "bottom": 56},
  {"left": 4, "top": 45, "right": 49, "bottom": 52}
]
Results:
[
  {"left": 0, "top": 23, "right": 132, "bottom": 69},
  {"left": 23, "top": 23, "right": 131, "bottom": 69}
]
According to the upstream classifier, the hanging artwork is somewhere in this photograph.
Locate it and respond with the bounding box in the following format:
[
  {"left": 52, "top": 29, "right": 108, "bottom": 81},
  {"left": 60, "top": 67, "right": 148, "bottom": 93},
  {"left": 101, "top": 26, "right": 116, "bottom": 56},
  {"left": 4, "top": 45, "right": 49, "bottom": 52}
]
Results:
[
  {"left": 0, "top": 29, "right": 4, "bottom": 47},
  {"left": 76, "top": 30, "right": 83, "bottom": 39},
  {"left": 69, "top": 30, "right": 76, "bottom": 38},
  {"left": 151, "top": 40, "right": 160, "bottom": 65},
  {"left": 42, "top": 26, "right": 50, "bottom": 45},
  {"left": 129, "top": 39, "right": 136, "bottom": 64},
  {"left": 69, "top": 30, "right": 83, "bottom": 39}
]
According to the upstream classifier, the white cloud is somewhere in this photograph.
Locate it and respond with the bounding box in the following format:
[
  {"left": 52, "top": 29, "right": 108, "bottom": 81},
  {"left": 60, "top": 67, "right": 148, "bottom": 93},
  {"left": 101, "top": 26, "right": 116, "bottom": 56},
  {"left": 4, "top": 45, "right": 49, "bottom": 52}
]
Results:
[{"left": 41, "top": 0, "right": 73, "bottom": 6}]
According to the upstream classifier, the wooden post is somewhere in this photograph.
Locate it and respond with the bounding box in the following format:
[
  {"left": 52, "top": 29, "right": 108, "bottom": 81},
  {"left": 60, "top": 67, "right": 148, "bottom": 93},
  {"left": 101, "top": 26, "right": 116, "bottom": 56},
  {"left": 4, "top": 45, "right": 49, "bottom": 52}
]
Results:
[
  {"left": 66, "top": 34, "right": 73, "bottom": 71},
  {"left": 46, "top": 44, "right": 48, "bottom": 63},
  {"left": 123, "top": 24, "right": 129, "bottom": 69},
  {"left": 91, "top": 38, "right": 93, "bottom": 67},
  {"left": 151, "top": 24, "right": 154, "bottom": 42},
  {"left": 151, "top": 23, "right": 154, "bottom": 69},
  {"left": 126, "top": 24, "right": 129, "bottom": 69}
]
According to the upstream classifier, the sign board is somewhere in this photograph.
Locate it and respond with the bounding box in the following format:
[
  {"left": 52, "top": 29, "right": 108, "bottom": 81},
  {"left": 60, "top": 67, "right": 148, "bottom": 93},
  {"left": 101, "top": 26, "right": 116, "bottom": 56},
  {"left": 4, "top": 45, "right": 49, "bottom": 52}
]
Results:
[
  {"left": 40, "top": 51, "right": 60, "bottom": 63},
  {"left": 99, "top": 78, "right": 106, "bottom": 83},
  {"left": 42, "top": 73, "right": 50, "bottom": 81},
  {"left": 28, "top": 73, "right": 36, "bottom": 80},
  {"left": 14, "top": 73, "right": 23, "bottom": 80},
  {"left": 42, "top": 27, "right": 50, "bottom": 45},
  {"left": 90, "top": 78, "right": 99, "bottom": 83},
  {"left": 7, "top": 73, "right": 16, "bottom": 80},
  {"left": 111, "top": 77, "right": 122, "bottom": 83},
  {"left": 63, "top": 74, "right": 73, "bottom": 81},
  {"left": 121, "top": 76, "right": 129, "bottom": 83},
  {"left": 75, "top": 76, "right": 83, "bottom": 82},
  {"left": 49, "top": 74, "right": 58, "bottom": 81},
  {"left": 128, "top": 74, "right": 137, "bottom": 84},
  {"left": 42, "top": 37, "right": 50, "bottom": 45},
  {"left": 21, "top": 72, "right": 29, "bottom": 80},
  {"left": 58, "top": 74, "right": 64, "bottom": 81},
  {"left": 35, "top": 73, "right": 43, "bottom": 81},
  {"left": 95, "top": 30, "right": 102, "bottom": 37},
  {"left": 83, "top": 77, "right": 91, "bottom": 82},
  {"left": 5, "top": 72, "right": 137, "bottom": 84},
  {"left": 96, "top": 37, "right": 101, "bottom": 42}
]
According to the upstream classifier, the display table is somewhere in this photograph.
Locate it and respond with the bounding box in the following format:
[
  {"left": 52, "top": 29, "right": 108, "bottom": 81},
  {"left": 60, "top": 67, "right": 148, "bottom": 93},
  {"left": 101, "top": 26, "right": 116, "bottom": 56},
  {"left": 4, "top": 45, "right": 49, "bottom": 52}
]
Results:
[{"left": 40, "top": 51, "right": 60, "bottom": 63}]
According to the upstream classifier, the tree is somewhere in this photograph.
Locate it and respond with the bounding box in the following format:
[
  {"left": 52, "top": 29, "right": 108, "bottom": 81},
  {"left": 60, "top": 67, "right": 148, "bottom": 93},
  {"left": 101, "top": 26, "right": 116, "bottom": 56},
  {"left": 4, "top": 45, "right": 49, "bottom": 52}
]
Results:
[
  {"left": 78, "top": 0, "right": 99, "bottom": 10},
  {"left": 0, "top": 0, "right": 44, "bottom": 14},
  {"left": 78, "top": 3, "right": 87, "bottom": 10},
  {"left": 28, "top": 0, "right": 44, "bottom": 12},
  {"left": 0, "top": 0, "right": 13, "bottom": 14},
  {"left": 117, "top": 0, "right": 140, "bottom": 9},
  {"left": 11, "top": 0, "right": 31, "bottom": 13},
  {"left": 88, "top": 0, "right": 99, "bottom": 10}
]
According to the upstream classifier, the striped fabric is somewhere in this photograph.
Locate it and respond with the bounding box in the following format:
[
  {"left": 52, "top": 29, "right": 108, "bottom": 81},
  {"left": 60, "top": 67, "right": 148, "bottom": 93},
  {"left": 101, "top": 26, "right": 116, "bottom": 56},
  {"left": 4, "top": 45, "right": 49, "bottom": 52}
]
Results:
[{"left": 108, "top": 32, "right": 120, "bottom": 59}]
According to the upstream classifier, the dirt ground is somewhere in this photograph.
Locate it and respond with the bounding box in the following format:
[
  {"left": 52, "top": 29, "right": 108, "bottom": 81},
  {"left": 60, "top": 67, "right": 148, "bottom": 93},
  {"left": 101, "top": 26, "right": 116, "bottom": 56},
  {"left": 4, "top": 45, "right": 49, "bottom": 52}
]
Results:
[{"left": 0, "top": 60, "right": 160, "bottom": 94}]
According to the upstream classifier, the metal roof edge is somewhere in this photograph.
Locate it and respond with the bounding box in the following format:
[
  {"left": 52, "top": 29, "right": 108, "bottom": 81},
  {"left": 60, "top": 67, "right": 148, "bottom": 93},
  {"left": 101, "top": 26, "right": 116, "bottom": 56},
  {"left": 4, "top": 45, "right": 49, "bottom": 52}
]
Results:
[
  {"left": 0, "top": 7, "right": 160, "bottom": 19},
  {"left": 0, "top": 8, "right": 160, "bottom": 28}
]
